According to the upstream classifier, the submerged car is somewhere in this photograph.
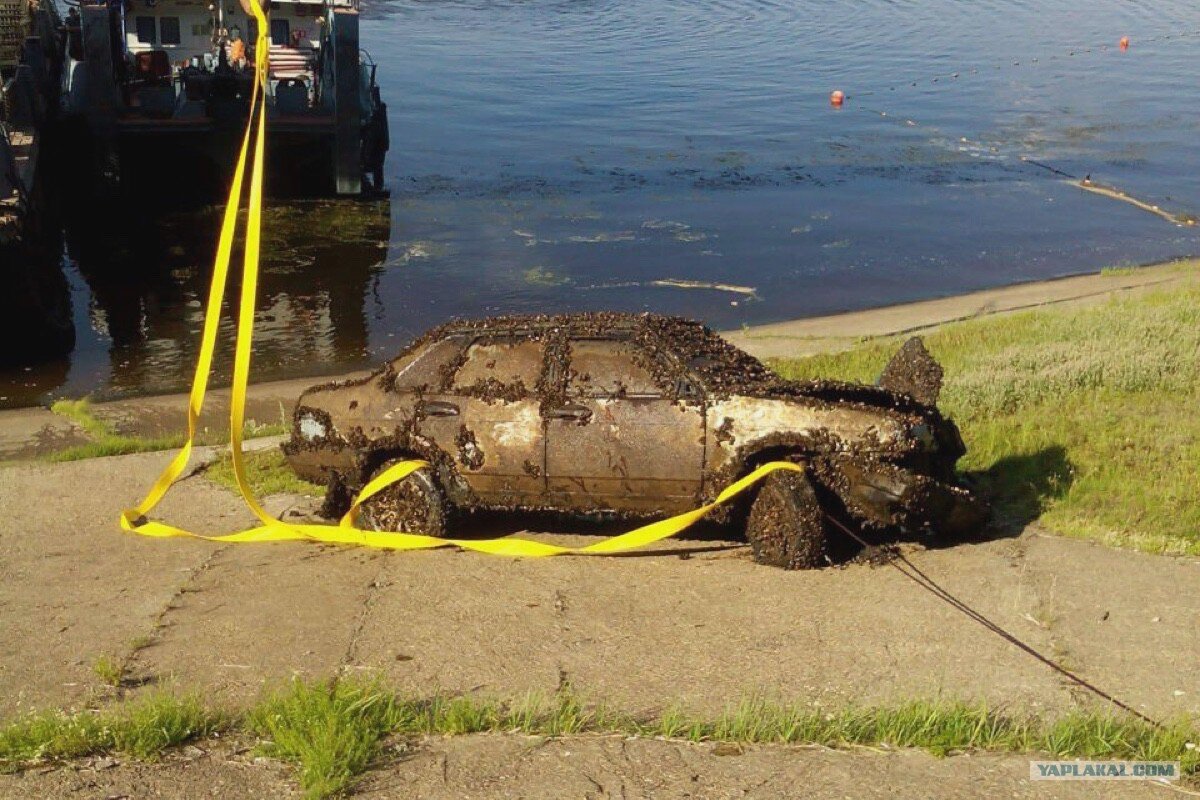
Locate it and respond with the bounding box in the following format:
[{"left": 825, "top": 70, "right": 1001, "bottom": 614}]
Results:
[{"left": 283, "top": 313, "right": 986, "bottom": 568}]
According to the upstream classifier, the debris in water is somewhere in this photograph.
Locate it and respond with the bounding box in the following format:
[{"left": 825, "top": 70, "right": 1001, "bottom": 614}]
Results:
[
  {"left": 567, "top": 231, "right": 636, "bottom": 243},
  {"left": 576, "top": 279, "right": 757, "bottom": 298},
  {"left": 523, "top": 266, "right": 572, "bottom": 286},
  {"left": 650, "top": 279, "right": 756, "bottom": 296}
]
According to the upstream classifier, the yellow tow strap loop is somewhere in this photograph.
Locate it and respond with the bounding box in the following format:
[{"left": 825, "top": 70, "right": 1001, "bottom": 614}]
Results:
[{"left": 118, "top": 6, "right": 804, "bottom": 556}]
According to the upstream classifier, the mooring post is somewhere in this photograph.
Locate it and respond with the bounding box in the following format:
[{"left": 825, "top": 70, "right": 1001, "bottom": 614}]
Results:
[
  {"left": 80, "top": 5, "right": 118, "bottom": 129},
  {"left": 330, "top": 7, "right": 361, "bottom": 195}
]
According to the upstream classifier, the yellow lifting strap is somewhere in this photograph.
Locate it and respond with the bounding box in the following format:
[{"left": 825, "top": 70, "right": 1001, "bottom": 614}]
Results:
[{"left": 118, "top": 2, "right": 803, "bottom": 557}]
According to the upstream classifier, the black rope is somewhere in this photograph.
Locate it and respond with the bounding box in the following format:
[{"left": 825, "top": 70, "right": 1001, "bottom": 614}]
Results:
[
  {"left": 1019, "top": 156, "right": 1078, "bottom": 180},
  {"left": 821, "top": 512, "right": 1165, "bottom": 729}
]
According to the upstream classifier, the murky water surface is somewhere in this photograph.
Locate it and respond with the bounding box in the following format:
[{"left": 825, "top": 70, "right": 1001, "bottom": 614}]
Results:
[{"left": 4, "top": 0, "right": 1199, "bottom": 406}]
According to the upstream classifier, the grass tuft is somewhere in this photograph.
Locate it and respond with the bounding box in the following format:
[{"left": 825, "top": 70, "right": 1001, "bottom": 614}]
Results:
[
  {"left": 203, "top": 449, "right": 322, "bottom": 497},
  {"left": 46, "top": 398, "right": 289, "bottom": 463},
  {"left": 3, "top": 683, "right": 1196, "bottom": 794},
  {"left": 110, "top": 692, "right": 227, "bottom": 760},
  {"left": 770, "top": 282, "right": 1200, "bottom": 554},
  {"left": 0, "top": 691, "right": 226, "bottom": 772},
  {"left": 91, "top": 655, "right": 125, "bottom": 688},
  {"left": 247, "top": 679, "right": 405, "bottom": 799}
]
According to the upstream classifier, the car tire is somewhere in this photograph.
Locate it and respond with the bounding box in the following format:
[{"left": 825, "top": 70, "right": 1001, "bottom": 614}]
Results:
[
  {"left": 357, "top": 461, "right": 448, "bottom": 537},
  {"left": 745, "top": 468, "right": 829, "bottom": 570}
]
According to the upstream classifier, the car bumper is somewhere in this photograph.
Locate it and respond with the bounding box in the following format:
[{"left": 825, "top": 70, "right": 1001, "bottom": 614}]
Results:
[
  {"left": 281, "top": 436, "right": 357, "bottom": 487},
  {"left": 825, "top": 458, "right": 988, "bottom": 536}
]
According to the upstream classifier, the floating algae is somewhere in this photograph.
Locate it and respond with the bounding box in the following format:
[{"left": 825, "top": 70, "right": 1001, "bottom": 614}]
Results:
[{"left": 523, "top": 266, "right": 572, "bottom": 286}]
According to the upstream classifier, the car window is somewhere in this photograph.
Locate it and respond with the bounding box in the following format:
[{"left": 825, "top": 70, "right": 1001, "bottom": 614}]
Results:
[
  {"left": 567, "top": 339, "right": 660, "bottom": 398},
  {"left": 451, "top": 337, "right": 543, "bottom": 395},
  {"left": 392, "top": 336, "right": 466, "bottom": 392}
]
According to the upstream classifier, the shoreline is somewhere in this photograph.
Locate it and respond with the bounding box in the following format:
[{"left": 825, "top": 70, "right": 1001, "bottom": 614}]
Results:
[
  {"left": 722, "top": 256, "right": 1200, "bottom": 359},
  {"left": 2, "top": 257, "right": 1196, "bottom": 460}
]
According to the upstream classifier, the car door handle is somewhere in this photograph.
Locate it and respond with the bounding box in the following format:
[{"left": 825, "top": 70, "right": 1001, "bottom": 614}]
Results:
[
  {"left": 423, "top": 400, "right": 460, "bottom": 417},
  {"left": 547, "top": 404, "right": 592, "bottom": 422}
]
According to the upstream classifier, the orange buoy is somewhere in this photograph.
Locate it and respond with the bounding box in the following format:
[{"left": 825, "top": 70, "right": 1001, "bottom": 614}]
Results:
[
  {"left": 830, "top": 90, "right": 845, "bottom": 107},
  {"left": 1119, "top": 36, "right": 1130, "bottom": 51}
]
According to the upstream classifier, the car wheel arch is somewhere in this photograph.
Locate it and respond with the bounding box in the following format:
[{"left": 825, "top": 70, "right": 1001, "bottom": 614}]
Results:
[{"left": 358, "top": 444, "right": 472, "bottom": 507}]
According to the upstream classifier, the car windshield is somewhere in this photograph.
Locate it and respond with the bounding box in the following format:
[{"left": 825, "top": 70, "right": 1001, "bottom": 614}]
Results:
[{"left": 642, "top": 317, "right": 781, "bottom": 395}]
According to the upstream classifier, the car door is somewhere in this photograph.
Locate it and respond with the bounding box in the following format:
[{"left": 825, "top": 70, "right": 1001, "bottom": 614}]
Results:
[
  {"left": 416, "top": 333, "right": 547, "bottom": 506},
  {"left": 545, "top": 336, "right": 705, "bottom": 514}
]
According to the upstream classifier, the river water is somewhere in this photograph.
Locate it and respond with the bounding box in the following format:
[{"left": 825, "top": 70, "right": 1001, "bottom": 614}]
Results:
[{"left": 3, "top": 0, "right": 1199, "bottom": 407}]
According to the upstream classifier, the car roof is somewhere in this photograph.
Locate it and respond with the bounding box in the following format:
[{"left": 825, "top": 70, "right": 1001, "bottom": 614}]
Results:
[
  {"left": 425, "top": 312, "right": 781, "bottom": 394},
  {"left": 391, "top": 313, "right": 934, "bottom": 414},
  {"left": 437, "top": 312, "right": 650, "bottom": 336}
]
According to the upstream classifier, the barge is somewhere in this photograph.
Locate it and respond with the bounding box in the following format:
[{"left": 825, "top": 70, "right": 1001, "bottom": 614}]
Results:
[
  {"left": 59, "top": 0, "right": 388, "bottom": 196},
  {"left": 2, "top": 0, "right": 73, "bottom": 364}
]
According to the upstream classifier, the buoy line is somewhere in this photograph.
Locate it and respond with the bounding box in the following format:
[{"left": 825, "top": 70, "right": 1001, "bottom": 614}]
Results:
[
  {"left": 822, "top": 29, "right": 1200, "bottom": 228},
  {"left": 850, "top": 29, "right": 1200, "bottom": 99},
  {"left": 856, "top": 102, "right": 1198, "bottom": 227}
]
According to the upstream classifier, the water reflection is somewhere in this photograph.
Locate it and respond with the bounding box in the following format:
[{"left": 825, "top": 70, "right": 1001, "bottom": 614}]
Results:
[
  {"left": 4, "top": 0, "right": 1200, "bottom": 406},
  {"left": 0, "top": 199, "right": 391, "bottom": 407}
]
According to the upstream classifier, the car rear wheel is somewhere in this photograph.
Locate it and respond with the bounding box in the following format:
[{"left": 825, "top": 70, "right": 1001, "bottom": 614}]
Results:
[
  {"left": 357, "top": 461, "right": 448, "bottom": 537},
  {"left": 745, "top": 468, "right": 829, "bottom": 570}
]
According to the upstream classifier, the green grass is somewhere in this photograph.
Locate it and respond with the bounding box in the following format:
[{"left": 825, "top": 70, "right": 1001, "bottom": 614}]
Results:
[
  {"left": 769, "top": 282, "right": 1200, "bottom": 555},
  {"left": 0, "top": 691, "right": 225, "bottom": 772},
  {"left": 47, "top": 398, "right": 288, "bottom": 463},
  {"left": 3, "top": 683, "right": 1196, "bottom": 795},
  {"left": 1100, "top": 264, "right": 1139, "bottom": 277},
  {"left": 247, "top": 680, "right": 408, "bottom": 798},
  {"left": 204, "top": 448, "right": 322, "bottom": 497},
  {"left": 91, "top": 655, "right": 125, "bottom": 688}
]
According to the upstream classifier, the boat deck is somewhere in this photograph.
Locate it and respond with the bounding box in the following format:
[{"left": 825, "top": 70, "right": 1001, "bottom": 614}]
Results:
[
  {"left": 0, "top": 128, "right": 36, "bottom": 244},
  {"left": 116, "top": 114, "right": 336, "bottom": 135}
]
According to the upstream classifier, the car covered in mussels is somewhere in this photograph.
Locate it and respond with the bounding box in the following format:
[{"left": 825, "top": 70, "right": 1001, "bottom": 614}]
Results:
[{"left": 283, "top": 313, "right": 986, "bottom": 568}]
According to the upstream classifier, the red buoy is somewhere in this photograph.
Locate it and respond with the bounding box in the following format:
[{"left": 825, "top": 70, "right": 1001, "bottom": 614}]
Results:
[
  {"left": 830, "top": 90, "right": 845, "bottom": 107},
  {"left": 1119, "top": 36, "right": 1130, "bottom": 51}
]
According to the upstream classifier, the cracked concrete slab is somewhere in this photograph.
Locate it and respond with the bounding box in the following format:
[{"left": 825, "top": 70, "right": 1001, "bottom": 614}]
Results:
[
  {"left": 355, "top": 733, "right": 1167, "bottom": 799},
  {"left": 0, "top": 734, "right": 1170, "bottom": 799},
  {"left": 347, "top": 535, "right": 1152, "bottom": 716},
  {"left": 0, "top": 453, "right": 235, "bottom": 717},
  {"left": 0, "top": 741, "right": 298, "bottom": 798},
  {"left": 130, "top": 544, "right": 386, "bottom": 705},
  {"left": 1, "top": 452, "right": 1197, "bottom": 726}
]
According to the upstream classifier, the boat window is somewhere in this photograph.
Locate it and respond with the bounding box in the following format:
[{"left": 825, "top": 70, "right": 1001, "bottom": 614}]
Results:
[
  {"left": 270, "top": 19, "right": 290, "bottom": 46},
  {"left": 159, "top": 17, "right": 181, "bottom": 45},
  {"left": 135, "top": 16, "right": 157, "bottom": 45}
]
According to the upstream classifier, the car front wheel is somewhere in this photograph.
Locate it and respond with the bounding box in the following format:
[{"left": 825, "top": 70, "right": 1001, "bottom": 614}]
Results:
[
  {"left": 357, "top": 461, "right": 448, "bottom": 537},
  {"left": 745, "top": 468, "right": 829, "bottom": 570}
]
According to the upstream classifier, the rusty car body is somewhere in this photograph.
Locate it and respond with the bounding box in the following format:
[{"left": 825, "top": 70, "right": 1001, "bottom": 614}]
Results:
[{"left": 283, "top": 313, "right": 986, "bottom": 568}]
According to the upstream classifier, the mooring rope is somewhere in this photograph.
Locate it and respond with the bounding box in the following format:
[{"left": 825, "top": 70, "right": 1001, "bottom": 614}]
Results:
[
  {"left": 821, "top": 512, "right": 1165, "bottom": 729},
  {"left": 853, "top": 104, "right": 1198, "bottom": 228}
]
